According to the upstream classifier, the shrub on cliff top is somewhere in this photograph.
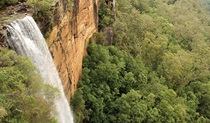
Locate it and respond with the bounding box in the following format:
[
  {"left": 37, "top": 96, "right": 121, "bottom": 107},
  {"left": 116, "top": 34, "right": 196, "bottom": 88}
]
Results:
[{"left": 27, "top": 0, "right": 55, "bottom": 12}]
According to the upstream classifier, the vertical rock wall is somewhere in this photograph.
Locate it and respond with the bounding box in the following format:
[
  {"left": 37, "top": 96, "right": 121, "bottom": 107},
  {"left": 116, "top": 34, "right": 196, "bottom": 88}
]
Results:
[{"left": 47, "top": 0, "right": 98, "bottom": 101}]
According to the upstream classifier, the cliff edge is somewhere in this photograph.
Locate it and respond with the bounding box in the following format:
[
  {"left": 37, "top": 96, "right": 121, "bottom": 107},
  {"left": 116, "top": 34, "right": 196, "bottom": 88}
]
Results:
[{"left": 47, "top": 0, "right": 98, "bottom": 101}]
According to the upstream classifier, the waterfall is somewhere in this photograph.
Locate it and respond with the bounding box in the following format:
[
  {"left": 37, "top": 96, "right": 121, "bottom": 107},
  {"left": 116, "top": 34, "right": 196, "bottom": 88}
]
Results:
[{"left": 5, "top": 16, "right": 74, "bottom": 123}]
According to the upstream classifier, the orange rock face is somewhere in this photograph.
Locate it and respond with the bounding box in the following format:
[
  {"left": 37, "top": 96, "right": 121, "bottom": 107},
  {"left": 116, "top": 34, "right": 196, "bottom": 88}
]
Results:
[{"left": 47, "top": 0, "right": 98, "bottom": 101}]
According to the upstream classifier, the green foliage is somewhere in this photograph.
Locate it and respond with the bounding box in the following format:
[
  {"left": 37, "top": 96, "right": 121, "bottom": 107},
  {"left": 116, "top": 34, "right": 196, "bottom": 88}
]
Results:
[
  {"left": 71, "top": 43, "right": 202, "bottom": 122},
  {"left": 197, "top": 0, "right": 210, "bottom": 11},
  {"left": 72, "top": 0, "right": 210, "bottom": 122},
  {"left": 27, "top": 0, "right": 55, "bottom": 12},
  {"left": 0, "top": 48, "right": 58, "bottom": 123},
  {"left": 67, "top": 0, "right": 73, "bottom": 11},
  {"left": 70, "top": 89, "right": 86, "bottom": 123},
  {"left": 93, "top": 32, "right": 107, "bottom": 45},
  {"left": 98, "top": 1, "right": 114, "bottom": 30},
  {"left": 27, "top": 0, "right": 58, "bottom": 38}
]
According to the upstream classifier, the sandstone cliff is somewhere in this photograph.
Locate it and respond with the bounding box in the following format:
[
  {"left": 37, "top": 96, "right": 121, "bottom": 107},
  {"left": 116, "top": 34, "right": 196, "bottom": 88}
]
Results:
[{"left": 47, "top": 0, "right": 98, "bottom": 101}]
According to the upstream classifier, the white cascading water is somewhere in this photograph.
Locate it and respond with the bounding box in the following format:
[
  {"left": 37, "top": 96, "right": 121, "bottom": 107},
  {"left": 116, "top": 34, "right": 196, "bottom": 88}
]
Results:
[{"left": 5, "top": 16, "right": 74, "bottom": 123}]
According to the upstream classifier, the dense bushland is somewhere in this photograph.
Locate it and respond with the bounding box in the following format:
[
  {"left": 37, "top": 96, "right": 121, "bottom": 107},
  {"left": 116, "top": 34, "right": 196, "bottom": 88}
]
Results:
[
  {"left": 71, "top": 0, "right": 210, "bottom": 122},
  {"left": 0, "top": 48, "right": 58, "bottom": 123},
  {"left": 197, "top": 0, "right": 210, "bottom": 11}
]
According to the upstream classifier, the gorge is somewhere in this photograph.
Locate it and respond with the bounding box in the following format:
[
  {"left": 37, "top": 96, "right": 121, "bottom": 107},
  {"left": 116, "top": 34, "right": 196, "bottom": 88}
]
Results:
[{"left": 2, "top": 0, "right": 210, "bottom": 122}]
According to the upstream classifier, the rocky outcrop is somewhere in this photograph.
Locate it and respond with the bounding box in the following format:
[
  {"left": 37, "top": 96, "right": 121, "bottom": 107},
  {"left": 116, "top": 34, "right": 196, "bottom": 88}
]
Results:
[
  {"left": 47, "top": 0, "right": 98, "bottom": 101},
  {"left": 0, "top": 2, "right": 33, "bottom": 47}
]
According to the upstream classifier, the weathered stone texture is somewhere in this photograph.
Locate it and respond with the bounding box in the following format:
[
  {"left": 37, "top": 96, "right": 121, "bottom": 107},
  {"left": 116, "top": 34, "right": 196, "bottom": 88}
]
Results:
[{"left": 47, "top": 0, "right": 98, "bottom": 101}]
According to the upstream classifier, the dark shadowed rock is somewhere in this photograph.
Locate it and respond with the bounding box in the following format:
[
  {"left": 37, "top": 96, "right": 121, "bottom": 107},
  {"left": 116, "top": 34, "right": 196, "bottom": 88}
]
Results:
[{"left": 5, "top": 2, "right": 34, "bottom": 16}]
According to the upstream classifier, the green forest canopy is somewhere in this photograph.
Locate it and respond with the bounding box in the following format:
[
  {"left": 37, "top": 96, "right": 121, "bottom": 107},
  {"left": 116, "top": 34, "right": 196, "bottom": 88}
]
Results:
[
  {"left": 71, "top": 0, "right": 210, "bottom": 123},
  {"left": 196, "top": 0, "right": 210, "bottom": 11}
]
